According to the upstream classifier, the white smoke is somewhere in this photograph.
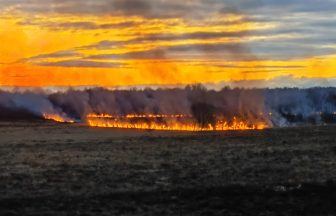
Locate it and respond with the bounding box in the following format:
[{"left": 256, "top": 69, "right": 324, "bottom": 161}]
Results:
[{"left": 0, "top": 86, "right": 335, "bottom": 127}]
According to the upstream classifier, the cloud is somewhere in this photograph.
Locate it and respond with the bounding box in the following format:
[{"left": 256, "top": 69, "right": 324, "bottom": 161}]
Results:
[
  {"left": 214, "top": 64, "right": 304, "bottom": 69},
  {"left": 128, "top": 30, "right": 251, "bottom": 42},
  {"left": 2, "top": 0, "right": 336, "bottom": 19},
  {"left": 204, "top": 75, "right": 336, "bottom": 89},
  {"left": 0, "top": 0, "right": 210, "bottom": 18},
  {"left": 86, "top": 42, "right": 256, "bottom": 61},
  {"left": 85, "top": 39, "right": 336, "bottom": 61},
  {"left": 26, "top": 50, "right": 81, "bottom": 60},
  {"left": 38, "top": 60, "right": 123, "bottom": 68},
  {"left": 17, "top": 19, "right": 138, "bottom": 30},
  {"left": 77, "top": 30, "right": 252, "bottom": 50},
  {"left": 73, "top": 21, "right": 336, "bottom": 60},
  {"left": 77, "top": 40, "right": 125, "bottom": 50},
  {"left": 4, "top": 0, "right": 336, "bottom": 67},
  {"left": 248, "top": 42, "right": 336, "bottom": 60}
]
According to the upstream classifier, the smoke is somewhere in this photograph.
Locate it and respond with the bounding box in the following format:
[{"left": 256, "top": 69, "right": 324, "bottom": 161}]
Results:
[
  {"left": 0, "top": 86, "right": 336, "bottom": 127},
  {"left": 266, "top": 88, "right": 336, "bottom": 126},
  {"left": 0, "top": 90, "right": 72, "bottom": 121}
]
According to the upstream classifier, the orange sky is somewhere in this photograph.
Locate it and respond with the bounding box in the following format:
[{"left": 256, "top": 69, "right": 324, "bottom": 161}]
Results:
[{"left": 0, "top": 1, "right": 335, "bottom": 87}]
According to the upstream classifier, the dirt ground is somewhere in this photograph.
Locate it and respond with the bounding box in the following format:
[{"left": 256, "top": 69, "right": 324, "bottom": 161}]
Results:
[{"left": 0, "top": 121, "right": 336, "bottom": 215}]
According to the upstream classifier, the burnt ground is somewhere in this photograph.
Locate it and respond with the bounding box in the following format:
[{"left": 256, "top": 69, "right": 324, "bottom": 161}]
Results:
[{"left": 0, "top": 122, "right": 336, "bottom": 215}]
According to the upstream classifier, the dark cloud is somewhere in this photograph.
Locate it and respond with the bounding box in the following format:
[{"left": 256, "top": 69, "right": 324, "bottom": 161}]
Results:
[
  {"left": 17, "top": 20, "right": 138, "bottom": 30},
  {"left": 129, "top": 30, "right": 251, "bottom": 42},
  {"left": 249, "top": 42, "right": 336, "bottom": 60},
  {"left": 77, "top": 30, "right": 252, "bottom": 50},
  {"left": 77, "top": 30, "right": 252, "bottom": 51},
  {"left": 215, "top": 0, "right": 336, "bottom": 14},
  {"left": 4, "top": 0, "right": 336, "bottom": 62},
  {"left": 240, "top": 69, "right": 280, "bottom": 74},
  {"left": 77, "top": 40, "right": 125, "bottom": 51},
  {"left": 0, "top": 0, "right": 209, "bottom": 18},
  {"left": 27, "top": 50, "right": 81, "bottom": 60},
  {"left": 214, "top": 65, "right": 304, "bottom": 69},
  {"left": 87, "top": 42, "right": 256, "bottom": 61},
  {"left": 85, "top": 39, "right": 336, "bottom": 61},
  {"left": 2, "top": 0, "right": 336, "bottom": 19},
  {"left": 38, "top": 60, "right": 123, "bottom": 68}
]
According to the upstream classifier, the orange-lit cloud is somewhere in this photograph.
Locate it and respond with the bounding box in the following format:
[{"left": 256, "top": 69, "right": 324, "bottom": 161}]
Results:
[{"left": 0, "top": 0, "right": 335, "bottom": 87}]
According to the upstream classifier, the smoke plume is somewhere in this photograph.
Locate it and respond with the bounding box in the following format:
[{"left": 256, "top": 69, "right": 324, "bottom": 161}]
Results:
[{"left": 0, "top": 86, "right": 335, "bottom": 127}]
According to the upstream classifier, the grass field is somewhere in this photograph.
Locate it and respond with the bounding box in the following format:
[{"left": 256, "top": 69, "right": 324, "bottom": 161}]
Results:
[{"left": 1, "top": 122, "right": 336, "bottom": 215}]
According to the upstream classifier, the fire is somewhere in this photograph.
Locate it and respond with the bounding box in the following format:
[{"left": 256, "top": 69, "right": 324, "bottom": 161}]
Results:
[
  {"left": 87, "top": 113, "right": 191, "bottom": 119},
  {"left": 86, "top": 113, "right": 265, "bottom": 131},
  {"left": 43, "top": 114, "right": 75, "bottom": 123},
  {"left": 86, "top": 113, "right": 114, "bottom": 118}
]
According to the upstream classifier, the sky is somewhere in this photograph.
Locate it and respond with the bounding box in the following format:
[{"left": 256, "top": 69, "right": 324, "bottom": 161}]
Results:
[{"left": 0, "top": 0, "right": 336, "bottom": 88}]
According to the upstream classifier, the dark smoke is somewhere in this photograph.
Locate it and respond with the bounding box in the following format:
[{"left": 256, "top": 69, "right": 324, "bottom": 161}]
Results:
[
  {"left": 0, "top": 86, "right": 336, "bottom": 127},
  {"left": 191, "top": 102, "right": 216, "bottom": 127}
]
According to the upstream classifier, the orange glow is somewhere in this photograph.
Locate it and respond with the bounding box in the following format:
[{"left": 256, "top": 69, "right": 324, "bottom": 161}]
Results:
[
  {"left": 86, "top": 113, "right": 266, "bottom": 131},
  {"left": 0, "top": 10, "right": 334, "bottom": 87},
  {"left": 87, "top": 113, "right": 191, "bottom": 119},
  {"left": 43, "top": 113, "right": 75, "bottom": 123}
]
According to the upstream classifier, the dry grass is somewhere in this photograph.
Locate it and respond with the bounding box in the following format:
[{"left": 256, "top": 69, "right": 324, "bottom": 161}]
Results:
[{"left": 1, "top": 121, "right": 336, "bottom": 215}]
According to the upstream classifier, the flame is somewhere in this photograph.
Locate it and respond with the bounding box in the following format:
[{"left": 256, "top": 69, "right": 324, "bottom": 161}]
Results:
[
  {"left": 87, "top": 113, "right": 191, "bottom": 119},
  {"left": 43, "top": 114, "right": 75, "bottom": 123},
  {"left": 86, "top": 113, "right": 114, "bottom": 118},
  {"left": 86, "top": 113, "right": 265, "bottom": 131}
]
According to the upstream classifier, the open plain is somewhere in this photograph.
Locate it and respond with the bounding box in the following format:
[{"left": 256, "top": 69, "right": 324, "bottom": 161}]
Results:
[{"left": 0, "top": 121, "right": 336, "bottom": 215}]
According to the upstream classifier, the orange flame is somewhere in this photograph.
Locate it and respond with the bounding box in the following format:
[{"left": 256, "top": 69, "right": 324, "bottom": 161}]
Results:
[
  {"left": 43, "top": 114, "right": 75, "bottom": 123},
  {"left": 87, "top": 113, "right": 191, "bottom": 119},
  {"left": 86, "top": 113, "right": 265, "bottom": 131}
]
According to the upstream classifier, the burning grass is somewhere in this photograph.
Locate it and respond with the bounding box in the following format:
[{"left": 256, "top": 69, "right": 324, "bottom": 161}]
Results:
[
  {"left": 42, "top": 114, "right": 75, "bottom": 123},
  {"left": 86, "top": 113, "right": 266, "bottom": 131}
]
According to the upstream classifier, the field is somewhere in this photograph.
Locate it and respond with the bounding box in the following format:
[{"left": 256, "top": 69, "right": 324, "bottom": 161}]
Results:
[{"left": 1, "top": 122, "right": 336, "bottom": 215}]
